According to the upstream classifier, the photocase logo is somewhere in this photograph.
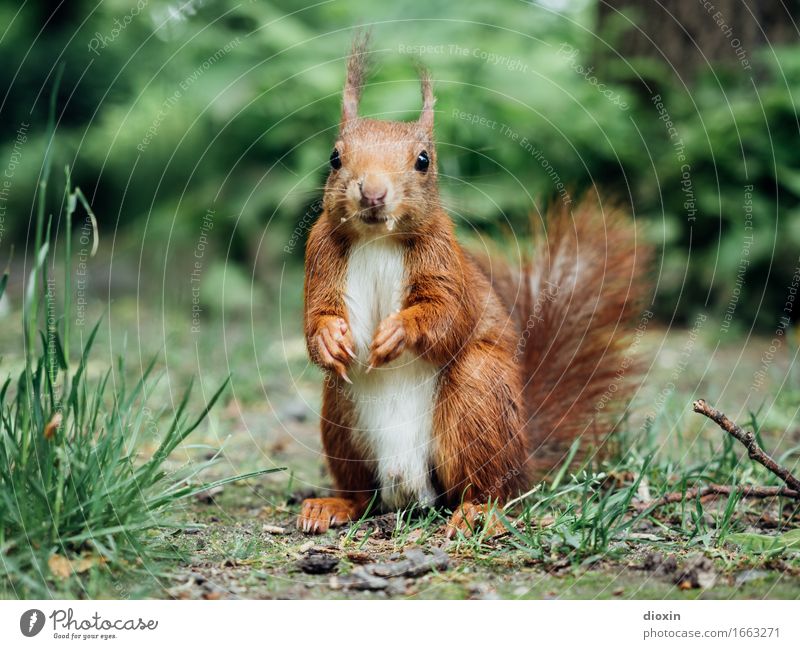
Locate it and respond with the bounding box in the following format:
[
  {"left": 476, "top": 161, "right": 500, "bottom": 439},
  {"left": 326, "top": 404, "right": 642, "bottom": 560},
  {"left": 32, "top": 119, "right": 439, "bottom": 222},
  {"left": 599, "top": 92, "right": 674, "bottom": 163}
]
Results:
[{"left": 20, "top": 609, "right": 45, "bottom": 637}]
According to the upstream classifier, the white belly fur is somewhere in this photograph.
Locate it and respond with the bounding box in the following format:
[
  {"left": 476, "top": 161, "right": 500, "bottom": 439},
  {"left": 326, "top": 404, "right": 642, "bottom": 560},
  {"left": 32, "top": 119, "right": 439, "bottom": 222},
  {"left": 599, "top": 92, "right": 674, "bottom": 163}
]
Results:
[{"left": 344, "top": 236, "right": 439, "bottom": 510}]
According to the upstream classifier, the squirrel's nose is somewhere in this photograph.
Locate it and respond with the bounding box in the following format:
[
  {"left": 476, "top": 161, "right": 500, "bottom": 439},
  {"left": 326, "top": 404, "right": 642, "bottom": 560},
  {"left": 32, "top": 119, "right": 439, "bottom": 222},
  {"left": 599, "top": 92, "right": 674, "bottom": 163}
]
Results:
[{"left": 359, "top": 181, "right": 387, "bottom": 208}]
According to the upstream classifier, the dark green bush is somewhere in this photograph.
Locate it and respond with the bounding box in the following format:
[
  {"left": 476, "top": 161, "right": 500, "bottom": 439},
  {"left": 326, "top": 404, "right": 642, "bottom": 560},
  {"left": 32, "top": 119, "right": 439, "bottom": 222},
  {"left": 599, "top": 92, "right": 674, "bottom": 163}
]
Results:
[{"left": 1, "top": 1, "right": 797, "bottom": 327}]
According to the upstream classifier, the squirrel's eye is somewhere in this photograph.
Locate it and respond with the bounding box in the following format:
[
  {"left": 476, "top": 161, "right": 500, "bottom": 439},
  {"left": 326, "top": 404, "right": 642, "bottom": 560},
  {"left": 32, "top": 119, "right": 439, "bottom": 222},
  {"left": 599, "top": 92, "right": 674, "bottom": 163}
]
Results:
[
  {"left": 415, "top": 150, "right": 430, "bottom": 173},
  {"left": 330, "top": 148, "right": 342, "bottom": 170}
]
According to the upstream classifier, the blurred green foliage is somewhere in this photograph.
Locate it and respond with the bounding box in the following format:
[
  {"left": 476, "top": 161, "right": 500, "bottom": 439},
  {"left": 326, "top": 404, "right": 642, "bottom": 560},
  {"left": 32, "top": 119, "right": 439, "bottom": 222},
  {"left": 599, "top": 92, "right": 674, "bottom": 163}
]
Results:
[{"left": 1, "top": 0, "right": 798, "bottom": 328}]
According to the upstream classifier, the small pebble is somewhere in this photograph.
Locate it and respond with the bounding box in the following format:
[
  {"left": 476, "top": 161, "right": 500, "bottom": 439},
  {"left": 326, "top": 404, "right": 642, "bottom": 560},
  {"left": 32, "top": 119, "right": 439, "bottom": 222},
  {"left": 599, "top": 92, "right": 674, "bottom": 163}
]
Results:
[
  {"left": 298, "top": 552, "right": 340, "bottom": 575},
  {"left": 262, "top": 524, "right": 288, "bottom": 535}
]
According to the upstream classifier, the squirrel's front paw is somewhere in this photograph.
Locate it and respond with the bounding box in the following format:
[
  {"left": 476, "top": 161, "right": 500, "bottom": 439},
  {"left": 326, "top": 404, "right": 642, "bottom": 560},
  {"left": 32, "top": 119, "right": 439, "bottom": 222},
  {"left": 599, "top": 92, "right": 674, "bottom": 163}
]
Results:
[
  {"left": 297, "top": 497, "right": 360, "bottom": 534},
  {"left": 313, "top": 316, "right": 355, "bottom": 383},
  {"left": 368, "top": 312, "right": 407, "bottom": 369}
]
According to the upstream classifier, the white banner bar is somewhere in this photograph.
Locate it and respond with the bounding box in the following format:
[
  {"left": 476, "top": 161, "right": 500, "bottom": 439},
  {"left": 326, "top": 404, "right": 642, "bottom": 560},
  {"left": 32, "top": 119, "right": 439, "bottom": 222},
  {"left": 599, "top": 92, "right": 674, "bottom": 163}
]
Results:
[{"left": 1, "top": 600, "right": 797, "bottom": 648}]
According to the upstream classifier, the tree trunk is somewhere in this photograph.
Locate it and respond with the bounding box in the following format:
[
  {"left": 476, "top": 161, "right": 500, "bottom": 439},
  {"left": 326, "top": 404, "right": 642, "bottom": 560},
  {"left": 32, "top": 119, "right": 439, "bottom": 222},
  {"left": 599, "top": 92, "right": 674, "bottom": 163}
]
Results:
[{"left": 597, "top": 0, "right": 799, "bottom": 84}]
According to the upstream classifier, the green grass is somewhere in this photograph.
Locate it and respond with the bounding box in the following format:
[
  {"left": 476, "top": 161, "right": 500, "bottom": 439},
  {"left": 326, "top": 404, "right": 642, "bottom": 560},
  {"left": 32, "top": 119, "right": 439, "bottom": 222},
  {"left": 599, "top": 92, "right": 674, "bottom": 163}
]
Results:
[
  {"left": 0, "top": 80, "right": 280, "bottom": 597},
  {"left": 366, "top": 402, "right": 800, "bottom": 586}
]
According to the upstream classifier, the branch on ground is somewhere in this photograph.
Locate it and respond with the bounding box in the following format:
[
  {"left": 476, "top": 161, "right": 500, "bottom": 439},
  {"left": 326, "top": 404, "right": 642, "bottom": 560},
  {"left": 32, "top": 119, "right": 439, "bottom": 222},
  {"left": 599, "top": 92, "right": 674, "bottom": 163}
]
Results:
[
  {"left": 692, "top": 399, "right": 800, "bottom": 492},
  {"left": 634, "top": 399, "right": 800, "bottom": 512},
  {"left": 634, "top": 483, "right": 799, "bottom": 512}
]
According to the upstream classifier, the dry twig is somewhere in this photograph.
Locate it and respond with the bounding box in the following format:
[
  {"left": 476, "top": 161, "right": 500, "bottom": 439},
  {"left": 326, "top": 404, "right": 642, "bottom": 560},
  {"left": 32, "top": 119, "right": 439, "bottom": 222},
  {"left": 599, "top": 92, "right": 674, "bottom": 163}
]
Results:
[
  {"left": 634, "top": 483, "right": 799, "bottom": 511},
  {"left": 635, "top": 399, "right": 800, "bottom": 512},
  {"left": 692, "top": 399, "right": 800, "bottom": 492}
]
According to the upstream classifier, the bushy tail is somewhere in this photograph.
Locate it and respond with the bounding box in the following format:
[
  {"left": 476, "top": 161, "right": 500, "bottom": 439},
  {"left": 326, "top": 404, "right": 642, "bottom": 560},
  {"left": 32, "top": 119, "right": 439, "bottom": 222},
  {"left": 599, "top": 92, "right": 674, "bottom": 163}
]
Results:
[{"left": 496, "top": 197, "right": 652, "bottom": 474}]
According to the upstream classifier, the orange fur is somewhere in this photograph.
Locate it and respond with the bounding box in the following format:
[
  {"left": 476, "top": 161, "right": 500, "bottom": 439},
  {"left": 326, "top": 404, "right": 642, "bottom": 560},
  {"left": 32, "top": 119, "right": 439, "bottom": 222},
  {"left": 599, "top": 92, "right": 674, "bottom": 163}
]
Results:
[
  {"left": 299, "top": 36, "right": 651, "bottom": 534},
  {"left": 500, "top": 200, "right": 650, "bottom": 474}
]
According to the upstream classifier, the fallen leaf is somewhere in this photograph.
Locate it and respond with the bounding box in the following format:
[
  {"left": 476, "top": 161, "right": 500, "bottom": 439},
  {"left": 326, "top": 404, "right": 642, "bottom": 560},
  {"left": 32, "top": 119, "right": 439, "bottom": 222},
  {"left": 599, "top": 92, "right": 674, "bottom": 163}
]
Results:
[
  {"left": 43, "top": 412, "right": 63, "bottom": 440},
  {"left": 74, "top": 556, "right": 101, "bottom": 573},
  {"left": 48, "top": 554, "right": 72, "bottom": 579}
]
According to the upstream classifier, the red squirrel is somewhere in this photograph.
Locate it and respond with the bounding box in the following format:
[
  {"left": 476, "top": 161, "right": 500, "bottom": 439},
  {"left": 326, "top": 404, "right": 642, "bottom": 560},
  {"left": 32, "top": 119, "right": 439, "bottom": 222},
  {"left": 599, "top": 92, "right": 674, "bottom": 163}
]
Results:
[{"left": 298, "top": 36, "right": 650, "bottom": 536}]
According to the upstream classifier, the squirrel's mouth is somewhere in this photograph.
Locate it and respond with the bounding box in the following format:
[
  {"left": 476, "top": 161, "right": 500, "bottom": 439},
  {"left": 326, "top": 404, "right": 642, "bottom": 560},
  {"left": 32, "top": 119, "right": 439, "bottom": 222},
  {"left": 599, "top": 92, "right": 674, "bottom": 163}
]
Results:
[{"left": 357, "top": 207, "right": 388, "bottom": 224}]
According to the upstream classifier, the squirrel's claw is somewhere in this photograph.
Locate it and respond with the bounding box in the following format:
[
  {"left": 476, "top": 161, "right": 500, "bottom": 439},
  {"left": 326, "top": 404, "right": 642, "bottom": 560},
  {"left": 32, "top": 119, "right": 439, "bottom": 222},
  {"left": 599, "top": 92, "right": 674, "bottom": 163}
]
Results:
[
  {"left": 314, "top": 317, "right": 356, "bottom": 381},
  {"left": 368, "top": 313, "right": 407, "bottom": 368},
  {"left": 320, "top": 324, "right": 352, "bottom": 364},
  {"left": 297, "top": 497, "right": 360, "bottom": 535},
  {"left": 315, "top": 334, "right": 352, "bottom": 384}
]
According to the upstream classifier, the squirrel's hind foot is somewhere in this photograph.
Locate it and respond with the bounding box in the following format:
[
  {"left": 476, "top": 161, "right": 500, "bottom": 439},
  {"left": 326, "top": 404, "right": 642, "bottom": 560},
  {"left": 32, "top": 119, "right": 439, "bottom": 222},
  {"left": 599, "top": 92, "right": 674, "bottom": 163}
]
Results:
[
  {"left": 445, "top": 503, "right": 506, "bottom": 540},
  {"left": 297, "top": 497, "right": 362, "bottom": 534}
]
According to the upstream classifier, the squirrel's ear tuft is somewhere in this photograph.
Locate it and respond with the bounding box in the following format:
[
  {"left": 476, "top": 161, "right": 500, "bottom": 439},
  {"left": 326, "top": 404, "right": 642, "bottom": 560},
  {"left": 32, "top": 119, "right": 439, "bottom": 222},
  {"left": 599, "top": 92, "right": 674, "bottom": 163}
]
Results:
[
  {"left": 341, "top": 30, "right": 372, "bottom": 128},
  {"left": 418, "top": 66, "right": 435, "bottom": 131}
]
